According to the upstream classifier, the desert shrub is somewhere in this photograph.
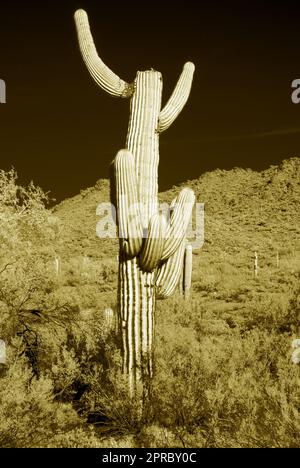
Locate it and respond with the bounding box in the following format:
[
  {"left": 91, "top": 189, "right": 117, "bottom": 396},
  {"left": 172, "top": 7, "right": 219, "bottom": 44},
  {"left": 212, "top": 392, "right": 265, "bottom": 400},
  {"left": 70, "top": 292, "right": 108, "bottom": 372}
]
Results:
[
  {"left": 244, "top": 286, "right": 300, "bottom": 333},
  {"left": 46, "top": 427, "right": 104, "bottom": 448},
  {"left": 145, "top": 293, "right": 300, "bottom": 448},
  {"left": 46, "top": 426, "right": 135, "bottom": 448},
  {"left": 0, "top": 170, "right": 62, "bottom": 340},
  {"left": 0, "top": 340, "right": 80, "bottom": 448},
  {"left": 136, "top": 425, "right": 202, "bottom": 448},
  {"left": 79, "top": 346, "right": 146, "bottom": 437},
  {"left": 210, "top": 332, "right": 300, "bottom": 448}
]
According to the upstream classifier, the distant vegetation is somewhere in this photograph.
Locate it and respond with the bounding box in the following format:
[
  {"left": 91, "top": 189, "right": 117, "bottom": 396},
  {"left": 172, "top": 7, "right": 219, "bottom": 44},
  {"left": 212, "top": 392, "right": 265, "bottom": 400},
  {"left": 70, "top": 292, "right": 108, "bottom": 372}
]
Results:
[{"left": 0, "top": 158, "right": 299, "bottom": 447}]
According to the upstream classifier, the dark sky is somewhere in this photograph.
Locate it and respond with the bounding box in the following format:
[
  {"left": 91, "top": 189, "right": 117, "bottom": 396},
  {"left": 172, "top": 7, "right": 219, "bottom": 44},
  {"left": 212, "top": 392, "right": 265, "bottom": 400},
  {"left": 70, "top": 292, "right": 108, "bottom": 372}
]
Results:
[{"left": 1, "top": 0, "right": 300, "bottom": 202}]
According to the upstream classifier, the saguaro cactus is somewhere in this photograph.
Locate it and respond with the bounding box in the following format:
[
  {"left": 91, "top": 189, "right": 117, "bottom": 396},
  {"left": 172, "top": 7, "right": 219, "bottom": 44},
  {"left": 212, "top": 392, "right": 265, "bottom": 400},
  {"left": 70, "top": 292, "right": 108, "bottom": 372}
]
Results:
[
  {"left": 183, "top": 243, "right": 193, "bottom": 298},
  {"left": 74, "top": 9, "right": 195, "bottom": 396},
  {"left": 0, "top": 340, "right": 6, "bottom": 365},
  {"left": 54, "top": 256, "right": 60, "bottom": 277},
  {"left": 254, "top": 251, "right": 259, "bottom": 277},
  {"left": 0, "top": 79, "right": 6, "bottom": 104}
]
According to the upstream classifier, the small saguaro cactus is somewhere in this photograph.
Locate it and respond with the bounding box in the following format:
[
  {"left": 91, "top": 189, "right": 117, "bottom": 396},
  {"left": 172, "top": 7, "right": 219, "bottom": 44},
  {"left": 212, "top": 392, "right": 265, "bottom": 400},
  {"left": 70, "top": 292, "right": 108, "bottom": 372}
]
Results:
[
  {"left": 103, "top": 307, "right": 116, "bottom": 333},
  {"left": 0, "top": 79, "right": 6, "bottom": 104},
  {"left": 183, "top": 243, "right": 193, "bottom": 298},
  {"left": 254, "top": 251, "right": 259, "bottom": 277},
  {"left": 74, "top": 9, "right": 195, "bottom": 396},
  {"left": 54, "top": 256, "right": 60, "bottom": 276},
  {"left": 291, "top": 339, "right": 300, "bottom": 364},
  {"left": 0, "top": 340, "right": 6, "bottom": 365}
]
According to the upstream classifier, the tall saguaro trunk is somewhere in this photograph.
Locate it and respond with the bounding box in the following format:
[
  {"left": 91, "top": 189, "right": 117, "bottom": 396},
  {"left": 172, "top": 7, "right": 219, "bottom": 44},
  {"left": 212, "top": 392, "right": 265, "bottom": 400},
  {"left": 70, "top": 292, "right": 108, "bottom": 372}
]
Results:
[
  {"left": 74, "top": 9, "right": 196, "bottom": 397},
  {"left": 119, "top": 258, "right": 156, "bottom": 394},
  {"left": 127, "top": 71, "right": 162, "bottom": 224},
  {"left": 122, "top": 72, "right": 162, "bottom": 393}
]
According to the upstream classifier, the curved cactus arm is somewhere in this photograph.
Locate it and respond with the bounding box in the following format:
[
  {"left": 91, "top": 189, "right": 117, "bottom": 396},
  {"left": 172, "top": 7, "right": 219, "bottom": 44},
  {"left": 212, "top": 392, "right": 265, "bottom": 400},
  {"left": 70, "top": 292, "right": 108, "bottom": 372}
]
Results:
[
  {"left": 139, "top": 213, "right": 167, "bottom": 272},
  {"left": 155, "top": 239, "right": 186, "bottom": 299},
  {"left": 74, "top": 9, "right": 133, "bottom": 98},
  {"left": 161, "top": 188, "right": 195, "bottom": 262},
  {"left": 113, "top": 150, "right": 143, "bottom": 257},
  {"left": 158, "top": 62, "right": 195, "bottom": 133}
]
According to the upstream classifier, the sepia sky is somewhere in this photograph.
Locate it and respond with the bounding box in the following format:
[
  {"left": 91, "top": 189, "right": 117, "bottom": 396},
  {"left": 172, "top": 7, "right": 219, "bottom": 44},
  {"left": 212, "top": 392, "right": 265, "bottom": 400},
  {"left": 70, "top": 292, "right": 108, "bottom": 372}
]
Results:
[{"left": 1, "top": 0, "right": 300, "bottom": 202}]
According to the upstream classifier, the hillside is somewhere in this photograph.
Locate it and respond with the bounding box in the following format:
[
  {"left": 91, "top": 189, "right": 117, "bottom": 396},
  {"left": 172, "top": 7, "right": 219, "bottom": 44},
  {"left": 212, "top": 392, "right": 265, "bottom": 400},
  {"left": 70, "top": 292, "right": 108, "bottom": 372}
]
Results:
[
  {"left": 53, "top": 157, "right": 300, "bottom": 328},
  {"left": 53, "top": 157, "right": 300, "bottom": 262}
]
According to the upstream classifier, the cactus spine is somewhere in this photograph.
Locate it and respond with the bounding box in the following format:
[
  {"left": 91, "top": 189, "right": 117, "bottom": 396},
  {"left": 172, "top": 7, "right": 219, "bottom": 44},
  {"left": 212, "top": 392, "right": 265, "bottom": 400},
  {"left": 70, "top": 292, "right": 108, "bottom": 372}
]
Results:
[{"left": 75, "top": 9, "right": 195, "bottom": 396}]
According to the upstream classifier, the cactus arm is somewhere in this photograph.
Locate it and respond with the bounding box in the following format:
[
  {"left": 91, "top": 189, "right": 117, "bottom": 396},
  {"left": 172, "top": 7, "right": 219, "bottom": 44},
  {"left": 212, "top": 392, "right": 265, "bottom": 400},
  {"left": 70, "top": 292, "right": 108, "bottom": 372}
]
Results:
[
  {"left": 158, "top": 62, "right": 195, "bottom": 133},
  {"left": 155, "top": 240, "right": 186, "bottom": 299},
  {"left": 161, "top": 188, "right": 195, "bottom": 261},
  {"left": 113, "top": 150, "right": 143, "bottom": 257},
  {"left": 139, "top": 213, "right": 167, "bottom": 272},
  {"left": 74, "top": 9, "right": 132, "bottom": 98}
]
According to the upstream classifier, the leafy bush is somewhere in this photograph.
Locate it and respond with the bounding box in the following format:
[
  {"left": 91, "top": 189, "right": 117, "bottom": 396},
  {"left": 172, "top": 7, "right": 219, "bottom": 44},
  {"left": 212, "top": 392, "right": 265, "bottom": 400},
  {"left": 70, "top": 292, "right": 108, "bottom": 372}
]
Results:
[{"left": 0, "top": 340, "right": 79, "bottom": 448}]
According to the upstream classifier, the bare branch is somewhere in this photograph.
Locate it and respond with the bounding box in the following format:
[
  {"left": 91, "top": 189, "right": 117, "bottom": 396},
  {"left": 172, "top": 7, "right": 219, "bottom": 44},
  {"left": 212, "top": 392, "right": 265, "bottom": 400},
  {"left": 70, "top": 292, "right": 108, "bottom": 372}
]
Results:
[
  {"left": 158, "top": 62, "right": 195, "bottom": 133},
  {"left": 17, "top": 286, "right": 37, "bottom": 313},
  {"left": 74, "top": 9, "right": 133, "bottom": 98},
  {"left": 0, "top": 262, "right": 15, "bottom": 275}
]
